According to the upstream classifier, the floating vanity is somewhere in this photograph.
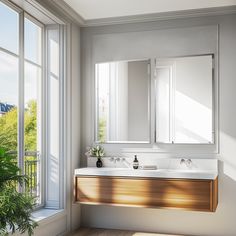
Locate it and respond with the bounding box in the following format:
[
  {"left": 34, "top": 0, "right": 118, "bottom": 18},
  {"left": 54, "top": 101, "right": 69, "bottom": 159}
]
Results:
[{"left": 74, "top": 159, "right": 218, "bottom": 212}]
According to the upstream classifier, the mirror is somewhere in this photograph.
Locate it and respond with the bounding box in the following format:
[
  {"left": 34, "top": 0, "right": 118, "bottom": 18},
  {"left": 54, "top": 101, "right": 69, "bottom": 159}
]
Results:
[
  {"left": 95, "top": 59, "right": 150, "bottom": 143},
  {"left": 155, "top": 55, "right": 214, "bottom": 144}
]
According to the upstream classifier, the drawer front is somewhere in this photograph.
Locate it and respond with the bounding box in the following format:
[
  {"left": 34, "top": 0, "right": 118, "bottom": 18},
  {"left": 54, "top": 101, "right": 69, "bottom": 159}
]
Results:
[{"left": 75, "top": 176, "right": 217, "bottom": 212}]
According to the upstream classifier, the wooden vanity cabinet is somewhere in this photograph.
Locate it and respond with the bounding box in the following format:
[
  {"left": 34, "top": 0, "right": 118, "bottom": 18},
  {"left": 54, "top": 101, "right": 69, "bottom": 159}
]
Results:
[{"left": 75, "top": 176, "right": 218, "bottom": 212}]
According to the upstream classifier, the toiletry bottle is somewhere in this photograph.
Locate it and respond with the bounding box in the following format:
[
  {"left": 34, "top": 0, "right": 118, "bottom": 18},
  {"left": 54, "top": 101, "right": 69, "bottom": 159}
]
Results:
[{"left": 133, "top": 155, "right": 139, "bottom": 169}]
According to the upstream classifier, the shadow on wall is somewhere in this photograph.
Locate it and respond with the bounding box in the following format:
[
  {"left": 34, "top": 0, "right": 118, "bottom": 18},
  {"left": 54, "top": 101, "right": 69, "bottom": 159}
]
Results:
[{"left": 222, "top": 158, "right": 236, "bottom": 181}]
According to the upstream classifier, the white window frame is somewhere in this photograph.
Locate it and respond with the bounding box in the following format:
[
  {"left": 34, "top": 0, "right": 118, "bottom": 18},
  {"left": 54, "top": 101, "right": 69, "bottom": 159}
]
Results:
[
  {"left": 0, "top": 0, "right": 65, "bottom": 210},
  {"left": 24, "top": 12, "right": 45, "bottom": 208},
  {"left": 44, "top": 24, "right": 65, "bottom": 209}
]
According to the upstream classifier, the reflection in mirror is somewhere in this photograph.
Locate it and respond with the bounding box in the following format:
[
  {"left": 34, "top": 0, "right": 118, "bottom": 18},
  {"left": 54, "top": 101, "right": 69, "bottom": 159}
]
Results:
[
  {"left": 95, "top": 60, "right": 150, "bottom": 143},
  {"left": 155, "top": 55, "right": 213, "bottom": 144}
]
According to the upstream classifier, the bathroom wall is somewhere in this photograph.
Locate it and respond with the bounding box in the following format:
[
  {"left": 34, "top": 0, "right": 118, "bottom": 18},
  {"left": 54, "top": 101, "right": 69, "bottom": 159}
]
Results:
[
  {"left": 70, "top": 23, "right": 81, "bottom": 232},
  {"left": 80, "top": 13, "right": 236, "bottom": 236},
  {"left": 81, "top": 19, "right": 218, "bottom": 154}
]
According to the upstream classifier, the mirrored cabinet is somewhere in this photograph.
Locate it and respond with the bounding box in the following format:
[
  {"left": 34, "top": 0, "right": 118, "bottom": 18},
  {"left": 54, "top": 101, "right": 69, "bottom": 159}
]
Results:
[
  {"left": 155, "top": 55, "right": 214, "bottom": 144},
  {"left": 94, "top": 54, "right": 215, "bottom": 145},
  {"left": 95, "top": 59, "right": 151, "bottom": 143}
]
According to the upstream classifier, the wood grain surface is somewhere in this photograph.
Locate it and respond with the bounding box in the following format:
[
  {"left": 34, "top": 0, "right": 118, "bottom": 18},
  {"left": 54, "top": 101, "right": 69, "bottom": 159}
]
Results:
[{"left": 75, "top": 176, "right": 218, "bottom": 212}]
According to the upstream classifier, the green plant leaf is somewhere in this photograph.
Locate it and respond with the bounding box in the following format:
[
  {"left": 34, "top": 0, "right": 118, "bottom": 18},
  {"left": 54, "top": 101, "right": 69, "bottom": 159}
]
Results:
[{"left": 0, "top": 147, "right": 38, "bottom": 235}]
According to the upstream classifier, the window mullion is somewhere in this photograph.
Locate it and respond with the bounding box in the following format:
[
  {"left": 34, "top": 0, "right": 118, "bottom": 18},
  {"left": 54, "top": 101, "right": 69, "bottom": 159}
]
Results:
[
  {"left": 39, "top": 24, "right": 46, "bottom": 207},
  {"left": 18, "top": 11, "right": 25, "bottom": 183},
  {"left": 59, "top": 24, "right": 65, "bottom": 209},
  {"left": 0, "top": 46, "right": 18, "bottom": 58}
]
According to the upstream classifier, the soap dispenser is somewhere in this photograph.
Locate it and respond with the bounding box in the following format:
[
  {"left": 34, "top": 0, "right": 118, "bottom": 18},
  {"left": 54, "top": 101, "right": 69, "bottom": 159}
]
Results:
[{"left": 133, "top": 155, "right": 139, "bottom": 169}]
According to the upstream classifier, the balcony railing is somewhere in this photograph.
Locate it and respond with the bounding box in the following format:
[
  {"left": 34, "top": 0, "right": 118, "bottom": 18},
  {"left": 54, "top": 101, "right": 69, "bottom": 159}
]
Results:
[
  {"left": 10, "top": 151, "right": 40, "bottom": 203},
  {"left": 24, "top": 151, "right": 40, "bottom": 203}
]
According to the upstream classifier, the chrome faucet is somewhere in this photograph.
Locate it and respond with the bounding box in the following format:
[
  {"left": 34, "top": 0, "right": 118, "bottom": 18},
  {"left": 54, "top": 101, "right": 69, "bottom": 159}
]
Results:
[{"left": 180, "top": 158, "right": 192, "bottom": 167}]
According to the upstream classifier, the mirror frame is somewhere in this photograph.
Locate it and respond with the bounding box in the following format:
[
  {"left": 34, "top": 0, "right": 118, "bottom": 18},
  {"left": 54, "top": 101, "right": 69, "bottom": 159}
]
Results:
[{"left": 94, "top": 58, "right": 152, "bottom": 144}]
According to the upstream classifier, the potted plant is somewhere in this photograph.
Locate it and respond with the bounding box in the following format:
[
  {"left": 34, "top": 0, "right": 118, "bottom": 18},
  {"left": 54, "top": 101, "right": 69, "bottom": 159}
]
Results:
[
  {"left": 88, "top": 145, "right": 105, "bottom": 168},
  {"left": 0, "top": 148, "right": 38, "bottom": 235}
]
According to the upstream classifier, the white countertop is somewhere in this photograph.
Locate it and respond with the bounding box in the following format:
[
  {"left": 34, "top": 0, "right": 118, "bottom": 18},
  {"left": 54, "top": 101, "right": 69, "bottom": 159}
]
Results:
[{"left": 74, "top": 167, "right": 218, "bottom": 180}]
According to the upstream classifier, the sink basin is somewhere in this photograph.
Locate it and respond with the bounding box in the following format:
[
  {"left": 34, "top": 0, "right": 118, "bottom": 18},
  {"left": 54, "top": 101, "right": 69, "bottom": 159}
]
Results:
[{"left": 74, "top": 167, "right": 218, "bottom": 180}]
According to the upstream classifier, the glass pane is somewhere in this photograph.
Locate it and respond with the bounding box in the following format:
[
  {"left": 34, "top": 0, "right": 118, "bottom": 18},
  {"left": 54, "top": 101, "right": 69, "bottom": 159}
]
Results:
[
  {"left": 0, "top": 2, "right": 19, "bottom": 54},
  {"left": 174, "top": 56, "right": 213, "bottom": 143},
  {"left": 155, "top": 56, "right": 213, "bottom": 144},
  {"left": 96, "top": 60, "right": 150, "bottom": 143},
  {"left": 24, "top": 18, "right": 42, "bottom": 64},
  {"left": 48, "top": 28, "right": 60, "bottom": 204},
  {"left": 0, "top": 51, "right": 18, "bottom": 154},
  {"left": 156, "top": 66, "right": 171, "bottom": 143},
  {"left": 96, "top": 63, "right": 109, "bottom": 142},
  {"left": 24, "top": 62, "right": 41, "bottom": 203},
  {"left": 49, "top": 29, "right": 59, "bottom": 77}
]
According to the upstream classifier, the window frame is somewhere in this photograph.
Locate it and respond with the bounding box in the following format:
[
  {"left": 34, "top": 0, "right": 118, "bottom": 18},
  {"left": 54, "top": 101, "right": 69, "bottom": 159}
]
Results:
[
  {"left": 44, "top": 24, "right": 65, "bottom": 209},
  {"left": 0, "top": 0, "right": 65, "bottom": 210}
]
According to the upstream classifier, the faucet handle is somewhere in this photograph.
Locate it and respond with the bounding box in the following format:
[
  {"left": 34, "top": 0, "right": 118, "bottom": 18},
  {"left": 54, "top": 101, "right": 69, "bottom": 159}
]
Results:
[
  {"left": 180, "top": 158, "right": 193, "bottom": 168},
  {"left": 186, "top": 159, "right": 193, "bottom": 168},
  {"left": 186, "top": 159, "right": 192, "bottom": 164}
]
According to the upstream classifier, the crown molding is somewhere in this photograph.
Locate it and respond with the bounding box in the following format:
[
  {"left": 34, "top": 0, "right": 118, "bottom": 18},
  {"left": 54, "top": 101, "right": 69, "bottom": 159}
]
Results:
[
  {"left": 24, "top": 0, "right": 66, "bottom": 24},
  {"left": 50, "top": 2, "right": 236, "bottom": 27},
  {"left": 84, "top": 5, "right": 236, "bottom": 27},
  {"left": 50, "top": 0, "right": 85, "bottom": 25}
]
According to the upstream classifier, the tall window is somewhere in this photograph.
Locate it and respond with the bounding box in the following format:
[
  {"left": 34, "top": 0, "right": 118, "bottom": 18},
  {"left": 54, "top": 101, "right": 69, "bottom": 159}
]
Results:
[
  {"left": 24, "top": 17, "right": 42, "bottom": 204},
  {"left": 0, "top": 2, "right": 43, "bottom": 205},
  {"left": 0, "top": 1, "right": 64, "bottom": 209}
]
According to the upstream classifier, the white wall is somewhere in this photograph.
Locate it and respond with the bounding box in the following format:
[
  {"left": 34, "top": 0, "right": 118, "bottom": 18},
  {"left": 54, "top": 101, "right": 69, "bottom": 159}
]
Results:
[
  {"left": 70, "top": 23, "right": 81, "bottom": 232},
  {"left": 80, "top": 13, "right": 236, "bottom": 236}
]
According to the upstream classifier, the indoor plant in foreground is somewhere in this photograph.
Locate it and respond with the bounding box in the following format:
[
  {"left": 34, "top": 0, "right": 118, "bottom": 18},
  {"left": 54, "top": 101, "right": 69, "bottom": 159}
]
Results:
[
  {"left": 0, "top": 148, "right": 38, "bottom": 235},
  {"left": 88, "top": 145, "right": 105, "bottom": 168}
]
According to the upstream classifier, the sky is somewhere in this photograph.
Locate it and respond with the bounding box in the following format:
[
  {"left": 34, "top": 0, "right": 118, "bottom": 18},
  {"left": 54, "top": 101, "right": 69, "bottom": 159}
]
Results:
[{"left": 0, "top": 2, "right": 41, "bottom": 106}]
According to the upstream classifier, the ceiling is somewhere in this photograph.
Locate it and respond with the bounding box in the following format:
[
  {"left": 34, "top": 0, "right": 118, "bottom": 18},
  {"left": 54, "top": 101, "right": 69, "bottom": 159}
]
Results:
[{"left": 62, "top": 0, "right": 236, "bottom": 20}]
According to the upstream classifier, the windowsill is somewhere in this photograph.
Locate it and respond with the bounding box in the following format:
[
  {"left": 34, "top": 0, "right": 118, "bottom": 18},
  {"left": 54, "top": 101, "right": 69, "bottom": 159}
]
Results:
[
  {"left": 31, "top": 208, "right": 65, "bottom": 224},
  {"left": 9, "top": 209, "right": 66, "bottom": 235}
]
